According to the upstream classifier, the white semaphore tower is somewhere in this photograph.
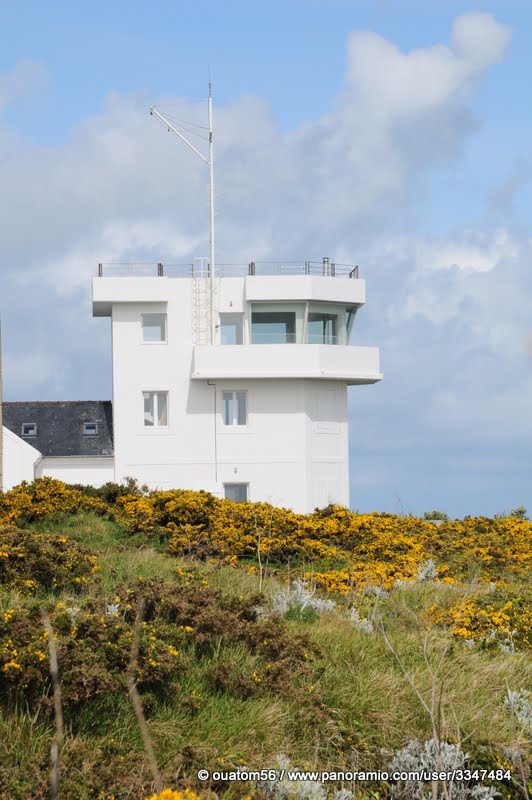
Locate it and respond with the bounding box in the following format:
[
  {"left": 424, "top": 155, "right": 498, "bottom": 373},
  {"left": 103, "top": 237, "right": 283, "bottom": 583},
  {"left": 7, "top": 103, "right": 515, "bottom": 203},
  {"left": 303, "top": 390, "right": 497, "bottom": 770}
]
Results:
[{"left": 92, "top": 88, "right": 382, "bottom": 512}]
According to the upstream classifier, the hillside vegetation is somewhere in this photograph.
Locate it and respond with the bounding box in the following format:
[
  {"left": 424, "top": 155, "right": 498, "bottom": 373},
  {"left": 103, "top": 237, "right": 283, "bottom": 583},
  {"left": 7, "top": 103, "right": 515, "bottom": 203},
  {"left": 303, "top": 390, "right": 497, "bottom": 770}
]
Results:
[{"left": 0, "top": 478, "right": 530, "bottom": 800}]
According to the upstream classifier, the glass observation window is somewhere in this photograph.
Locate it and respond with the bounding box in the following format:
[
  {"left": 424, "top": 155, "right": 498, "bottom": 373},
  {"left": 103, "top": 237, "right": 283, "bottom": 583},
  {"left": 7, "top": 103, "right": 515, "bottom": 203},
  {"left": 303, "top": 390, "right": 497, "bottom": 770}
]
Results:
[
  {"left": 143, "top": 391, "right": 168, "bottom": 427},
  {"left": 142, "top": 314, "right": 167, "bottom": 343},
  {"left": 307, "top": 313, "right": 338, "bottom": 344},
  {"left": 251, "top": 311, "right": 296, "bottom": 344}
]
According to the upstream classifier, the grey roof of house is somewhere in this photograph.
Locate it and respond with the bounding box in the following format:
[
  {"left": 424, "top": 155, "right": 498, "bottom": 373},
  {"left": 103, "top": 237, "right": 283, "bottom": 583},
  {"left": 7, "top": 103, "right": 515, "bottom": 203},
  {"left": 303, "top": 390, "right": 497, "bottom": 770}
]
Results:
[{"left": 2, "top": 401, "right": 114, "bottom": 457}]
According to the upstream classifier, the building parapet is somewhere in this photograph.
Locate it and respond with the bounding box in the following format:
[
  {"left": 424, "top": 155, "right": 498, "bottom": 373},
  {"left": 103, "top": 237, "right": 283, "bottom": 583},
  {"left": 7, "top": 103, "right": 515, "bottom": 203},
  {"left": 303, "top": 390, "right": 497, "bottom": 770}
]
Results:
[{"left": 96, "top": 258, "right": 360, "bottom": 279}]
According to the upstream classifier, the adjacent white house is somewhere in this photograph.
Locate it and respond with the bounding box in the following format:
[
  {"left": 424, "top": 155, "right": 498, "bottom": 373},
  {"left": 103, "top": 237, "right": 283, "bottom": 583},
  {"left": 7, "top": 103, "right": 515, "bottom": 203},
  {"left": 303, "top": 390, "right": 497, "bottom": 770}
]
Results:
[
  {"left": 1, "top": 401, "right": 114, "bottom": 491},
  {"left": 2, "top": 258, "right": 382, "bottom": 512}
]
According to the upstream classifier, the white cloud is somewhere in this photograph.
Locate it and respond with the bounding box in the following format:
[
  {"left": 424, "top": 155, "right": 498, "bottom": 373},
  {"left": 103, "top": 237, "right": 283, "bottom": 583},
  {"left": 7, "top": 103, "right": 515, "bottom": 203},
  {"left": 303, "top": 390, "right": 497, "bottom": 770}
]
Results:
[
  {"left": 450, "top": 12, "right": 511, "bottom": 70},
  {"left": 3, "top": 353, "right": 66, "bottom": 395},
  {"left": 0, "top": 61, "right": 48, "bottom": 111}
]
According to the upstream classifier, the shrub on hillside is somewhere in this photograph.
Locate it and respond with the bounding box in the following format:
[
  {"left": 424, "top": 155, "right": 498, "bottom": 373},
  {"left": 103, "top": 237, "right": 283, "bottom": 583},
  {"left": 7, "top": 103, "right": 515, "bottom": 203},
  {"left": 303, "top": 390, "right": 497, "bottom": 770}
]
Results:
[
  {"left": 0, "top": 477, "right": 109, "bottom": 527},
  {"left": 430, "top": 585, "right": 532, "bottom": 651},
  {"left": 115, "top": 490, "right": 532, "bottom": 591},
  {"left": 425, "top": 516, "right": 532, "bottom": 582},
  {"left": 0, "top": 526, "right": 98, "bottom": 593},
  {"left": 0, "top": 577, "right": 320, "bottom": 712},
  {"left": 0, "top": 600, "right": 182, "bottom": 709},
  {"left": 65, "top": 477, "right": 143, "bottom": 504}
]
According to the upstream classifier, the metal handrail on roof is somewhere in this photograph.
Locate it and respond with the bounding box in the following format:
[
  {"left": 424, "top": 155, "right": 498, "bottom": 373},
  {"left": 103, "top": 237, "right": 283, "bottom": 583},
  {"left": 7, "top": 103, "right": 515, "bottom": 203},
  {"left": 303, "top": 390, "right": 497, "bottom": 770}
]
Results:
[{"left": 96, "top": 259, "right": 360, "bottom": 279}]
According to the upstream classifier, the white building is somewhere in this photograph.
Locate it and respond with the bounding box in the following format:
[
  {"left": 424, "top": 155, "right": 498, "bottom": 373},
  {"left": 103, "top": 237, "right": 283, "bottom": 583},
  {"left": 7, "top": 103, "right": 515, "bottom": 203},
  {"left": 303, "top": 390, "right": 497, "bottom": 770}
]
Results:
[{"left": 91, "top": 259, "right": 382, "bottom": 513}]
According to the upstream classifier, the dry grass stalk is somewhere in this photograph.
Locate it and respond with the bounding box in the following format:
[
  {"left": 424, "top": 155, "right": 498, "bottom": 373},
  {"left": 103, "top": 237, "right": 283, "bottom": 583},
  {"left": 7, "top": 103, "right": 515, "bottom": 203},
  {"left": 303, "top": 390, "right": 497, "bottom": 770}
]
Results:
[
  {"left": 127, "top": 597, "right": 164, "bottom": 793},
  {"left": 40, "top": 609, "right": 64, "bottom": 800}
]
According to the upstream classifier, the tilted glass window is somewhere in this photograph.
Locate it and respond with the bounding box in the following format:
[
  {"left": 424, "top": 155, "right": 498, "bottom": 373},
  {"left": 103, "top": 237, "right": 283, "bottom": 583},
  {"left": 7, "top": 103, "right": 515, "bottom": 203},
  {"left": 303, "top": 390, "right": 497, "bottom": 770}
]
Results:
[
  {"left": 307, "top": 313, "right": 338, "bottom": 344},
  {"left": 223, "top": 391, "right": 247, "bottom": 426},
  {"left": 142, "top": 314, "right": 167, "bottom": 342},
  {"left": 143, "top": 391, "right": 168, "bottom": 427},
  {"left": 251, "top": 311, "right": 296, "bottom": 344},
  {"left": 82, "top": 422, "right": 98, "bottom": 436}
]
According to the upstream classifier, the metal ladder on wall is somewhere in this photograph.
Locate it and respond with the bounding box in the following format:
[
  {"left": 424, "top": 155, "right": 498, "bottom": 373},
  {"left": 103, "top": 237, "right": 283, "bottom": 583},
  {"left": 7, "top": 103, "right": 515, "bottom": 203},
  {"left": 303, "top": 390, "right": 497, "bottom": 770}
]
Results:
[{"left": 192, "top": 257, "right": 214, "bottom": 345}]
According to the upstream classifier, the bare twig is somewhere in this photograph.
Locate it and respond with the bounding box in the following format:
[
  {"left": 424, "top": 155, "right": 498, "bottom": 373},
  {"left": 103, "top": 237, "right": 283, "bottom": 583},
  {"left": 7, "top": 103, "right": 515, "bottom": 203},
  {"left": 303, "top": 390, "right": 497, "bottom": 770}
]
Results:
[
  {"left": 41, "top": 609, "right": 64, "bottom": 800},
  {"left": 127, "top": 598, "right": 164, "bottom": 792},
  {"left": 376, "top": 614, "right": 432, "bottom": 717},
  {"left": 255, "top": 511, "right": 263, "bottom": 593}
]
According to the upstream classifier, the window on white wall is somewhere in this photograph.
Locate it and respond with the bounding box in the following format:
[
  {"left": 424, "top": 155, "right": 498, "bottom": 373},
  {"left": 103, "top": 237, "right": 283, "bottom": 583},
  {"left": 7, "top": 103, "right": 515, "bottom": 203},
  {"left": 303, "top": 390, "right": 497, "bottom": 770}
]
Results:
[
  {"left": 224, "top": 483, "right": 248, "bottom": 503},
  {"left": 219, "top": 313, "right": 243, "bottom": 345},
  {"left": 143, "top": 391, "right": 168, "bottom": 427},
  {"left": 21, "top": 423, "right": 37, "bottom": 437},
  {"left": 142, "top": 314, "right": 167, "bottom": 342},
  {"left": 222, "top": 391, "right": 247, "bottom": 426}
]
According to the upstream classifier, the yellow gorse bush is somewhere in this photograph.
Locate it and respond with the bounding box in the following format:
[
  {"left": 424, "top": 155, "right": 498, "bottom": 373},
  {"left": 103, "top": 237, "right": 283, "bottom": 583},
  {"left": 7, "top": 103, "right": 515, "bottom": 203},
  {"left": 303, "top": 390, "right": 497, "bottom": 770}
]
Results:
[
  {"left": 0, "top": 479, "right": 530, "bottom": 650},
  {"left": 0, "top": 526, "right": 99, "bottom": 593},
  {"left": 116, "top": 490, "right": 531, "bottom": 586},
  {"left": 431, "top": 588, "right": 532, "bottom": 650},
  {"left": 142, "top": 790, "right": 202, "bottom": 800},
  {"left": 115, "top": 489, "right": 531, "bottom": 648},
  {"left": 0, "top": 477, "right": 109, "bottom": 527}
]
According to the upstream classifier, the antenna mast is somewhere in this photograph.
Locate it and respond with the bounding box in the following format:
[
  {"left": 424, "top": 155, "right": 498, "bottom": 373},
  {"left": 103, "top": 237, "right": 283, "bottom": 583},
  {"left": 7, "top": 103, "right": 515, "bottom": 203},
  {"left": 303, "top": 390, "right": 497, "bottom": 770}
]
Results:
[{"left": 150, "top": 82, "right": 216, "bottom": 344}]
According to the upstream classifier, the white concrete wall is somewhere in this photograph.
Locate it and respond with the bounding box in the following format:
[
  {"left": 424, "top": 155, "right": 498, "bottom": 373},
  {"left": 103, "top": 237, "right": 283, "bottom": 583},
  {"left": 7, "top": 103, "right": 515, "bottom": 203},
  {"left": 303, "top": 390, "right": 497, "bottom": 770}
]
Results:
[
  {"left": 36, "top": 456, "right": 115, "bottom": 486},
  {"left": 2, "top": 426, "right": 41, "bottom": 490},
  {"left": 245, "top": 275, "right": 365, "bottom": 304},
  {"left": 305, "top": 381, "right": 349, "bottom": 509}
]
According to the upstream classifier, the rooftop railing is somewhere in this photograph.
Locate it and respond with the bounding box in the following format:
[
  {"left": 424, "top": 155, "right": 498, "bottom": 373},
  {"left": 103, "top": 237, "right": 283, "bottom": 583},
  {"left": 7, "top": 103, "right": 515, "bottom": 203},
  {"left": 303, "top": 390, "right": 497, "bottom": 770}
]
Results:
[{"left": 96, "top": 258, "right": 360, "bottom": 279}]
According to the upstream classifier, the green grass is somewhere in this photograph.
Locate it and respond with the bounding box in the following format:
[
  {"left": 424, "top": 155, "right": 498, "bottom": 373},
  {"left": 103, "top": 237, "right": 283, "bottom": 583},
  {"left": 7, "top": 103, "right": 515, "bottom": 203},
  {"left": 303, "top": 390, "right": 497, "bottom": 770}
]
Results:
[{"left": 1, "top": 511, "right": 530, "bottom": 799}]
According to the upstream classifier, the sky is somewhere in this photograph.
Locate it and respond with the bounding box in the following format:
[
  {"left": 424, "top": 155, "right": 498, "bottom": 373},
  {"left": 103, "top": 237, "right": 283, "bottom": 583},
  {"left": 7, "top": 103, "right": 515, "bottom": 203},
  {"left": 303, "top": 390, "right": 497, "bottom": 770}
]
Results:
[{"left": 1, "top": 0, "right": 531, "bottom": 518}]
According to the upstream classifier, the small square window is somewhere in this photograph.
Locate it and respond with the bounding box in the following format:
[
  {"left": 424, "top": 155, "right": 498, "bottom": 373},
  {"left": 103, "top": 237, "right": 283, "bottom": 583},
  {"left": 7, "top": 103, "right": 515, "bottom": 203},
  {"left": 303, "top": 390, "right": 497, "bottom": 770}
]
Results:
[
  {"left": 224, "top": 483, "right": 248, "bottom": 503},
  {"left": 83, "top": 422, "right": 98, "bottom": 436},
  {"left": 142, "top": 313, "right": 167, "bottom": 342},
  {"left": 222, "top": 391, "right": 247, "bottom": 426},
  {"left": 143, "top": 391, "right": 168, "bottom": 427},
  {"left": 21, "top": 423, "right": 37, "bottom": 437}
]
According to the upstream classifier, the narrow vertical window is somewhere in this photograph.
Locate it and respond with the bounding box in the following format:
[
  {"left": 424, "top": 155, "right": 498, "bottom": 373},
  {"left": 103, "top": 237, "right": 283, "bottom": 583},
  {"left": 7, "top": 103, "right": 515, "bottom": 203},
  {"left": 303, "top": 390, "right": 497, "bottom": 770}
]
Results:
[
  {"left": 143, "top": 391, "right": 168, "bottom": 427},
  {"left": 222, "top": 391, "right": 247, "bottom": 426}
]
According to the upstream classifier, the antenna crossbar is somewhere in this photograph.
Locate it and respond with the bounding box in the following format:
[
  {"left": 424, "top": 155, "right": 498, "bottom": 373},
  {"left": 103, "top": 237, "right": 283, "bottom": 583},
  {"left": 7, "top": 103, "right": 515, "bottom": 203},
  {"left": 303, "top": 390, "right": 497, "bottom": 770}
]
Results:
[{"left": 150, "top": 84, "right": 216, "bottom": 344}]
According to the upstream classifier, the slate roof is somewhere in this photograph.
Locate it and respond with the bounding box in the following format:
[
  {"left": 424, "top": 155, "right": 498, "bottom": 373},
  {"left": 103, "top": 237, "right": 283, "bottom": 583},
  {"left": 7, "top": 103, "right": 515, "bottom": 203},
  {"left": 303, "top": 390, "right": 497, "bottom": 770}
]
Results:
[{"left": 2, "top": 401, "right": 114, "bottom": 457}]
